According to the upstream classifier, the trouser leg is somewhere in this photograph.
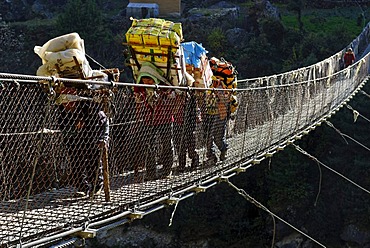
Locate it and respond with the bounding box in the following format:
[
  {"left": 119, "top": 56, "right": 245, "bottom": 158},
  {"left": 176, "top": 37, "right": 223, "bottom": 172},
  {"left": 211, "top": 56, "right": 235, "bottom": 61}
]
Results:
[
  {"left": 82, "top": 102, "right": 108, "bottom": 195},
  {"left": 205, "top": 114, "right": 216, "bottom": 159},
  {"left": 185, "top": 118, "right": 199, "bottom": 168},
  {"left": 174, "top": 123, "right": 186, "bottom": 171},
  {"left": 159, "top": 123, "right": 174, "bottom": 177},
  {"left": 145, "top": 125, "right": 157, "bottom": 180},
  {"left": 214, "top": 116, "right": 228, "bottom": 152}
]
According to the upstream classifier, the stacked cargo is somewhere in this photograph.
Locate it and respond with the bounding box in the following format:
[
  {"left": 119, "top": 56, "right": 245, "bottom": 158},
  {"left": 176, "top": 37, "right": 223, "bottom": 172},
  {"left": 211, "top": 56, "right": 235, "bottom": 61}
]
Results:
[
  {"left": 209, "top": 57, "right": 238, "bottom": 93},
  {"left": 34, "top": 32, "right": 119, "bottom": 85},
  {"left": 125, "top": 18, "right": 187, "bottom": 86},
  {"left": 209, "top": 57, "right": 239, "bottom": 114},
  {"left": 34, "top": 32, "right": 93, "bottom": 78},
  {"left": 181, "top": 41, "right": 213, "bottom": 89}
]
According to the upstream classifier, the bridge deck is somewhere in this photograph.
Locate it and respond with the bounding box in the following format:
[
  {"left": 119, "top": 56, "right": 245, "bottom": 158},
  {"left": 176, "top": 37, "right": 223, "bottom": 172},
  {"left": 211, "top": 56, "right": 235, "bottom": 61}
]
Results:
[
  {"left": 0, "top": 79, "right": 346, "bottom": 246},
  {"left": 1, "top": 31, "right": 369, "bottom": 247}
]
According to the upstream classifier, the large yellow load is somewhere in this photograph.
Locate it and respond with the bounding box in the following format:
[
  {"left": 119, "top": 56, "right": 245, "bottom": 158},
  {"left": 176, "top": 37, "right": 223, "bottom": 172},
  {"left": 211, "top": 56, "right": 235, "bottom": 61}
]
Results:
[
  {"left": 125, "top": 18, "right": 189, "bottom": 86},
  {"left": 126, "top": 17, "right": 183, "bottom": 63},
  {"left": 126, "top": 18, "right": 183, "bottom": 49}
]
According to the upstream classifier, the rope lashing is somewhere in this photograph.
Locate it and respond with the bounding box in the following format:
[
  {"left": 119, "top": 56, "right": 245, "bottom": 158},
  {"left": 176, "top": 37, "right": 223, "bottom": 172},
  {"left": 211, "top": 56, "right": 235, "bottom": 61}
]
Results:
[
  {"left": 85, "top": 53, "right": 108, "bottom": 70},
  {"left": 347, "top": 104, "right": 370, "bottom": 123},
  {"left": 168, "top": 198, "right": 179, "bottom": 227}
]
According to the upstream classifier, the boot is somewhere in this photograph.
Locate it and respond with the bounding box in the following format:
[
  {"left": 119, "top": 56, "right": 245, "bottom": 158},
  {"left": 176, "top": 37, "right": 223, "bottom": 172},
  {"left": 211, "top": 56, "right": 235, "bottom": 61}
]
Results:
[
  {"left": 205, "top": 154, "right": 217, "bottom": 167},
  {"left": 191, "top": 154, "right": 200, "bottom": 169},
  {"left": 220, "top": 149, "right": 227, "bottom": 161},
  {"left": 177, "top": 164, "right": 186, "bottom": 174}
]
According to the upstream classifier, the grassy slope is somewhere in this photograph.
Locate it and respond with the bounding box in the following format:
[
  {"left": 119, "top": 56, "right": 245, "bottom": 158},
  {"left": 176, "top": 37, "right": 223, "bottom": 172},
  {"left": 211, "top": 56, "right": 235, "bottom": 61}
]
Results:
[{"left": 280, "top": 5, "right": 367, "bottom": 37}]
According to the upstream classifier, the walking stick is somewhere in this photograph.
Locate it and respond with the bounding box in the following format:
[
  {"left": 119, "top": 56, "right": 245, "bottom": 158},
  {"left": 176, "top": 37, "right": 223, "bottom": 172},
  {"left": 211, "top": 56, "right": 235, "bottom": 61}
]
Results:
[
  {"left": 101, "top": 94, "right": 111, "bottom": 201},
  {"left": 101, "top": 141, "right": 110, "bottom": 201}
]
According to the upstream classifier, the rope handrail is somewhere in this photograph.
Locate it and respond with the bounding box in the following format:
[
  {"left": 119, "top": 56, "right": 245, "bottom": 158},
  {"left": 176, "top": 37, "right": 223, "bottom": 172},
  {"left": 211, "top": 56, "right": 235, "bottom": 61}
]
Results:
[
  {"left": 1, "top": 19, "right": 370, "bottom": 248},
  {"left": 0, "top": 52, "right": 369, "bottom": 93},
  {"left": 238, "top": 21, "right": 370, "bottom": 84}
]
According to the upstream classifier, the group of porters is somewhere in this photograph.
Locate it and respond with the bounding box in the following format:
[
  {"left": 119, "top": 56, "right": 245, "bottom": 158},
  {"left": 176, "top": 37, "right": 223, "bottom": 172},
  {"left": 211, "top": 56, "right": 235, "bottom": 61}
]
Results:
[{"left": 30, "top": 17, "right": 239, "bottom": 200}]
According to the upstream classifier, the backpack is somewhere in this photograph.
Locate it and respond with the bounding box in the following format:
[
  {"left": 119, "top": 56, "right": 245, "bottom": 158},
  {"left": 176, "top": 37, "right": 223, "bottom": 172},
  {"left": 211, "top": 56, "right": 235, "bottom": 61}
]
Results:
[
  {"left": 209, "top": 57, "right": 237, "bottom": 78},
  {"left": 210, "top": 57, "right": 237, "bottom": 93}
]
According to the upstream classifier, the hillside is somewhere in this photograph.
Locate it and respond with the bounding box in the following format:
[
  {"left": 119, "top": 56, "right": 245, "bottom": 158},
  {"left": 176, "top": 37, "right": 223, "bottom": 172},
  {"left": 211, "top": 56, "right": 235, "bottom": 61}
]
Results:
[
  {"left": 1, "top": 1, "right": 370, "bottom": 247},
  {"left": 0, "top": 0, "right": 369, "bottom": 78}
]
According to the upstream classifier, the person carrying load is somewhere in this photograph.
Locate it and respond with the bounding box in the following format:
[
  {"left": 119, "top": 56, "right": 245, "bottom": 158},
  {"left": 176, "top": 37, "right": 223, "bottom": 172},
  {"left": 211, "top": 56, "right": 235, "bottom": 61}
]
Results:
[
  {"left": 209, "top": 56, "right": 238, "bottom": 121},
  {"left": 204, "top": 77, "right": 229, "bottom": 164},
  {"left": 133, "top": 62, "right": 176, "bottom": 180},
  {"left": 343, "top": 47, "right": 355, "bottom": 68},
  {"left": 204, "top": 57, "right": 238, "bottom": 164},
  {"left": 34, "top": 33, "right": 119, "bottom": 199},
  {"left": 172, "top": 72, "right": 201, "bottom": 173}
]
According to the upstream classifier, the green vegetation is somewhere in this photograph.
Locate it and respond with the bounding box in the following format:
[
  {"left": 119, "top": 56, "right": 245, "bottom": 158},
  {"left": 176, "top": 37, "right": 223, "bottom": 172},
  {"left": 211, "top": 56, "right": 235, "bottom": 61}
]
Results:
[
  {"left": 56, "top": 0, "right": 111, "bottom": 44},
  {"left": 9, "top": 18, "right": 57, "bottom": 28},
  {"left": 281, "top": 14, "right": 362, "bottom": 35},
  {"left": 207, "top": 27, "right": 226, "bottom": 57},
  {"left": 1, "top": 0, "right": 368, "bottom": 78},
  {"left": 2, "top": 1, "right": 370, "bottom": 246}
]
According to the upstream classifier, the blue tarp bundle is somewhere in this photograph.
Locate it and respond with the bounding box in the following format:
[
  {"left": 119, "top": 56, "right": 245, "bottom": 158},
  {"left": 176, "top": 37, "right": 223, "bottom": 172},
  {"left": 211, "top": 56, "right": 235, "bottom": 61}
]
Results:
[{"left": 180, "top": 41, "right": 208, "bottom": 68}]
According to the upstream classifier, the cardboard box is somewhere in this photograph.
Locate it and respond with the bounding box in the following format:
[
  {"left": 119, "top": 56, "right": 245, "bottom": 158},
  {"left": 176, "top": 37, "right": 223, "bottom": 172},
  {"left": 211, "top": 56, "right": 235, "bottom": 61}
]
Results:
[
  {"left": 162, "top": 21, "right": 183, "bottom": 40},
  {"left": 158, "top": 30, "right": 180, "bottom": 48},
  {"left": 133, "top": 46, "right": 170, "bottom": 63},
  {"left": 126, "top": 26, "right": 145, "bottom": 45},
  {"left": 142, "top": 27, "right": 160, "bottom": 46}
]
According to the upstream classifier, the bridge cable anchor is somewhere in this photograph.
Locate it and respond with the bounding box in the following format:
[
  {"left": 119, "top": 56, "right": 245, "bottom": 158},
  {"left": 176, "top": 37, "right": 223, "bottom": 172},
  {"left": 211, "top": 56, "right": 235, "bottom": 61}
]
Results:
[
  {"left": 192, "top": 185, "right": 207, "bottom": 193},
  {"left": 128, "top": 211, "right": 145, "bottom": 220},
  {"left": 73, "top": 229, "right": 96, "bottom": 239},
  {"left": 164, "top": 197, "right": 179, "bottom": 206},
  {"left": 234, "top": 167, "right": 246, "bottom": 174}
]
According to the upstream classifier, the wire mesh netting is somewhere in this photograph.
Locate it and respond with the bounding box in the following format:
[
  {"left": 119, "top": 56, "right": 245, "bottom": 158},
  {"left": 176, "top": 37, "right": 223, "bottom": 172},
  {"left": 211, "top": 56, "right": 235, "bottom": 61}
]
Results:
[{"left": 1, "top": 22, "right": 370, "bottom": 248}]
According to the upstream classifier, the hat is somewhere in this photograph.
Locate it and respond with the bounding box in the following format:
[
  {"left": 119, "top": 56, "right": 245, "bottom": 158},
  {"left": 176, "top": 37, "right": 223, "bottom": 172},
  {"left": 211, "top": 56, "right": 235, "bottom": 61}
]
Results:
[
  {"left": 347, "top": 48, "right": 353, "bottom": 52},
  {"left": 136, "top": 62, "right": 171, "bottom": 86}
]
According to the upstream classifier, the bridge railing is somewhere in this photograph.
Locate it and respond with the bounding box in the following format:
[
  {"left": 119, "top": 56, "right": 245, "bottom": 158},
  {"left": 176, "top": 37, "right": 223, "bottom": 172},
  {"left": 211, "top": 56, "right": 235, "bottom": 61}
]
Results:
[{"left": 1, "top": 24, "right": 370, "bottom": 248}]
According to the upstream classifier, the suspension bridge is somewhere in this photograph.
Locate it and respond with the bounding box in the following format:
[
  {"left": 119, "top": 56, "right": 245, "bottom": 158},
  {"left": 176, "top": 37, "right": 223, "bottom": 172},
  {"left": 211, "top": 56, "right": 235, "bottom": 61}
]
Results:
[{"left": 1, "top": 21, "right": 370, "bottom": 248}]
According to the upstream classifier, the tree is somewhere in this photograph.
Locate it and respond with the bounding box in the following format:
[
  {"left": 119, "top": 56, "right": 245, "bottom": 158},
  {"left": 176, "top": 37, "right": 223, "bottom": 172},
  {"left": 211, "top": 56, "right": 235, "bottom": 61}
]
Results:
[
  {"left": 56, "top": 0, "right": 110, "bottom": 47},
  {"left": 0, "top": 22, "right": 26, "bottom": 73},
  {"left": 55, "top": 0, "right": 119, "bottom": 68},
  {"left": 207, "top": 27, "right": 227, "bottom": 57},
  {"left": 287, "top": 0, "right": 305, "bottom": 32}
]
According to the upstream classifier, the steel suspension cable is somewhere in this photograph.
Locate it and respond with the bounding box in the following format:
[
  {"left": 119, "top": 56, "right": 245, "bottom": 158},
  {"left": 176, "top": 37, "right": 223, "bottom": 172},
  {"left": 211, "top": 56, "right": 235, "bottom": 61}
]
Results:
[
  {"left": 314, "top": 161, "right": 323, "bottom": 207},
  {"left": 225, "top": 179, "right": 326, "bottom": 248},
  {"left": 325, "top": 121, "right": 370, "bottom": 152},
  {"left": 293, "top": 144, "right": 370, "bottom": 195}
]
